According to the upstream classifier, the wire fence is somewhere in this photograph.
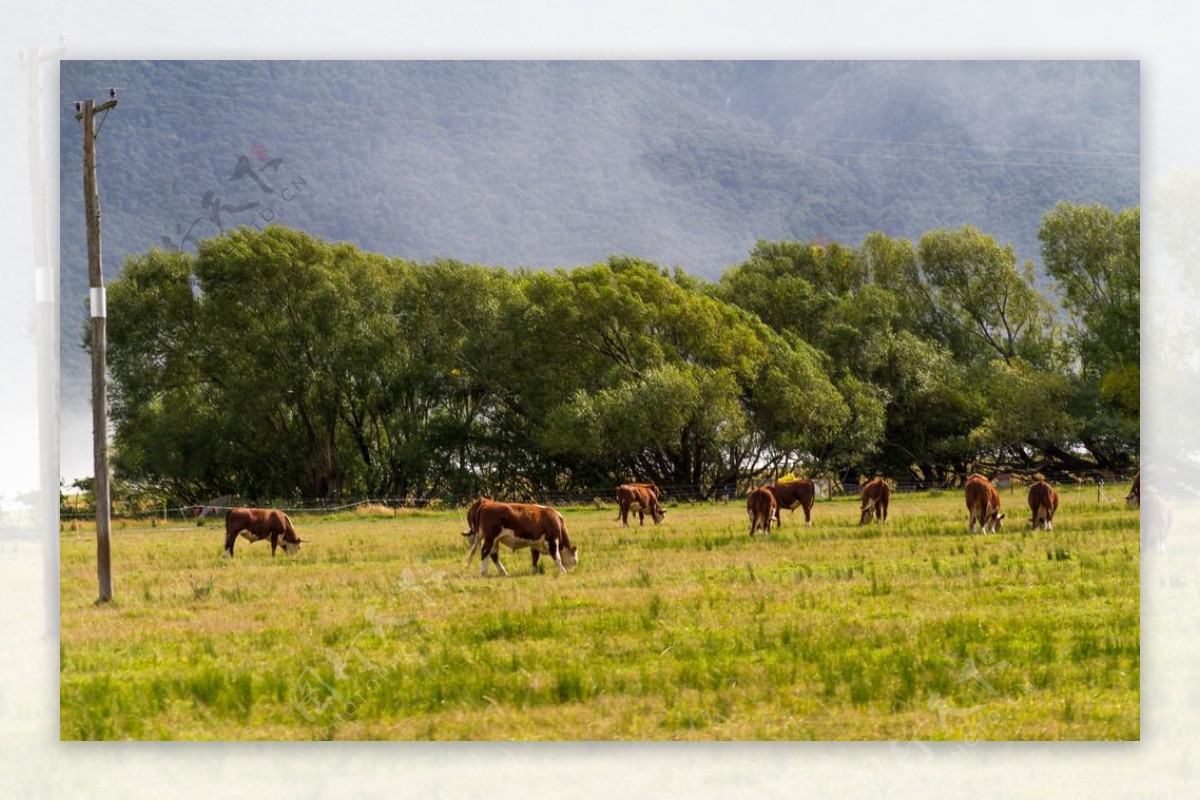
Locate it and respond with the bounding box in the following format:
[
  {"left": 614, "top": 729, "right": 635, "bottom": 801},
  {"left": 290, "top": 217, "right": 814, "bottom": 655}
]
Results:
[{"left": 59, "top": 472, "right": 1139, "bottom": 522}]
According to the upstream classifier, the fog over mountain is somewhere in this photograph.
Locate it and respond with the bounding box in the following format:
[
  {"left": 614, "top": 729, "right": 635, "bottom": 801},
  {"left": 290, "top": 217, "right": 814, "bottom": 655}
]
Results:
[{"left": 58, "top": 60, "right": 1139, "bottom": 480}]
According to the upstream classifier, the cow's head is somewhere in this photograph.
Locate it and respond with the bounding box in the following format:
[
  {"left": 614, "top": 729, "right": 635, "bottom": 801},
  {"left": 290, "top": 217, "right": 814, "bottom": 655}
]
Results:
[
  {"left": 560, "top": 544, "right": 579, "bottom": 570},
  {"left": 859, "top": 501, "right": 876, "bottom": 525},
  {"left": 283, "top": 536, "right": 303, "bottom": 556},
  {"left": 650, "top": 506, "right": 666, "bottom": 525},
  {"left": 1125, "top": 491, "right": 1139, "bottom": 508}
]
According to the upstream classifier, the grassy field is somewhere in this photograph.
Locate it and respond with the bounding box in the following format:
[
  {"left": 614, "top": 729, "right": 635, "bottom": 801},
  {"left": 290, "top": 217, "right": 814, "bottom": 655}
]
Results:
[{"left": 59, "top": 487, "right": 1139, "bottom": 741}]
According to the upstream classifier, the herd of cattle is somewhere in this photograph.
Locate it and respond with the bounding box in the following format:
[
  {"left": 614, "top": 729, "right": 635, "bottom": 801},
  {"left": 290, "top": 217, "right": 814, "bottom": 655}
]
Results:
[{"left": 218, "top": 471, "right": 1155, "bottom": 570}]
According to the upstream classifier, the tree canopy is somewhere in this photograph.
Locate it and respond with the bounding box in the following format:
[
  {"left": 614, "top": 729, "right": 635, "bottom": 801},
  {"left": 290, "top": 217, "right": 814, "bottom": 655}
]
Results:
[{"left": 102, "top": 204, "right": 1138, "bottom": 504}]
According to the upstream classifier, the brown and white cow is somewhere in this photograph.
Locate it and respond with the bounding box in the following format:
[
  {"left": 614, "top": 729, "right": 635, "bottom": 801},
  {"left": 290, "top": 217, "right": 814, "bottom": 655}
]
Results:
[
  {"left": 964, "top": 474, "right": 1004, "bottom": 534},
  {"left": 1125, "top": 471, "right": 1140, "bottom": 508},
  {"left": 1027, "top": 480, "right": 1059, "bottom": 531},
  {"left": 222, "top": 507, "right": 303, "bottom": 557},
  {"left": 615, "top": 483, "right": 666, "bottom": 527},
  {"left": 859, "top": 477, "right": 891, "bottom": 525},
  {"left": 464, "top": 498, "right": 578, "bottom": 576},
  {"left": 747, "top": 486, "right": 777, "bottom": 536},
  {"left": 767, "top": 478, "right": 816, "bottom": 528}
]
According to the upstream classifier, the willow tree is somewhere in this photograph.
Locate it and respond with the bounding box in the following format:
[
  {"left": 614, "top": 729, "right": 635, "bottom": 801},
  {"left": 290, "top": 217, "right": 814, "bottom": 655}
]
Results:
[{"left": 528, "top": 257, "right": 850, "bottom": 494}]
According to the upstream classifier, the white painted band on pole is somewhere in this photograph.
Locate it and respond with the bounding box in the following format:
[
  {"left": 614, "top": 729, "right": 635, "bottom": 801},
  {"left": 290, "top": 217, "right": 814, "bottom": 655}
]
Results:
[
  {"left": 90, "top": 287, "right": 106, "bottom": 318},
  {"left": 35, "top": 267, "right": 51, "bottom": 303}
]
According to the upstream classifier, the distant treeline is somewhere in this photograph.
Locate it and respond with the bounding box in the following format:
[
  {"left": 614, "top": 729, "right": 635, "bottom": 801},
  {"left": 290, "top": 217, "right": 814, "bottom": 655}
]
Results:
[{"left": 99, "top": 201, "right": 1137, "bottom": 505}]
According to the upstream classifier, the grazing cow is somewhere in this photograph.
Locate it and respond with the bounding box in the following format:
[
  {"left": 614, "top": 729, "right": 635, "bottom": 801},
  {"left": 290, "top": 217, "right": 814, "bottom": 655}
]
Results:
[
  {"left": 1126, "top": 471, "right": 1140, "bottom": 508},
  {"left": 1142, "top": 489, "right": 1172, "bottom": 553},
  {"left": 1027, "top": 480, "right": 1059, "bottom": 531},
  {"left": 222, "top": 507, "right": 303, "bottom": 557},
  {"left": 964, "top": 474, "right": 1005, "bottom": 534},
  {"left": 747, "top": 487, "right": 777, "bottom": 536},
  {"left": 615, "top": 484, "right": 666, "bottom": 527},
  {"left": 767, "top": 479, "right": 816, "bottom": 528},
  {"left": 859, "top": 478, "right": 891, "bottom": 525},
  {"left": 466, "top": 499, "right": 579, "bottom": 576}
]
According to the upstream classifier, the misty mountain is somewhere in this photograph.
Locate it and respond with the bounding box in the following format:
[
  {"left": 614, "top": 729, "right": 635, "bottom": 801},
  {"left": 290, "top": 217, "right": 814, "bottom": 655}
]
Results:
[{"left": 58, "top": 60, "right": 1139, "bottom": 413}]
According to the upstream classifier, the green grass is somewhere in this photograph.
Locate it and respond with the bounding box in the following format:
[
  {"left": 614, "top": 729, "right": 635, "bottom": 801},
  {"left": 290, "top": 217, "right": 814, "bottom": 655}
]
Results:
[{"left": 59, "top": 490, "right": 1140, "bottom": 740}]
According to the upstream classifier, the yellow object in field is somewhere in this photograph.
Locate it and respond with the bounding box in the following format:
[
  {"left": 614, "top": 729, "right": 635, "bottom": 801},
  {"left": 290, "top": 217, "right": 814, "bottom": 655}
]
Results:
[{"left": 778, "top": 472, "right": 801, "bottom": 483}]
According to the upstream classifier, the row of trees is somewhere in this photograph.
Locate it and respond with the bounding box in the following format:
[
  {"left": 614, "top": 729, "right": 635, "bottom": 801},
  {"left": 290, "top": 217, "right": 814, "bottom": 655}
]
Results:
[{"left": 101, "top": 202, "right": 1138, "bottom": 503}]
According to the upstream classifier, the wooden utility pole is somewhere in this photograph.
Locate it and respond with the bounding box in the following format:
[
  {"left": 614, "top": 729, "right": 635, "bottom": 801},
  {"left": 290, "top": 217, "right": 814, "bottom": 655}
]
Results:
[{"left": 76, "top": 94, "right": 117, "bottom": 603}]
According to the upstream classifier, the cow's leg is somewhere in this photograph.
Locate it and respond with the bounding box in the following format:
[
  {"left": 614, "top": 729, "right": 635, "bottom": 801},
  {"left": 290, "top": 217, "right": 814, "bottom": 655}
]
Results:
[
  {"left": 638, "top": 508, "right": 645, "bottom": 526},
  {"left": 548, "top": 539, "right": 566, "bottom": 573},
  {"left": 531, "top": 549, "right": 541, "bottom": 571},
  {"left": 481, "top": 535, "right": 508, "bottom": 576},
  {"left": 803, "top": 504, "right": 812, "bottom": 528},
  {"left": 620, "top": 504, "right": 629, "bottom": 528},
  {"left": 480, "top": 536, "right": 492, "bottom": 576},
  {"left": 483, "top": 532, "right": 508, "bottom": 576},
  {"left": 223, "top": 527, "right": 238, "bottom": 557},
  {"left": 271, "top": 532, "right": 279, "bottom": 557}
]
